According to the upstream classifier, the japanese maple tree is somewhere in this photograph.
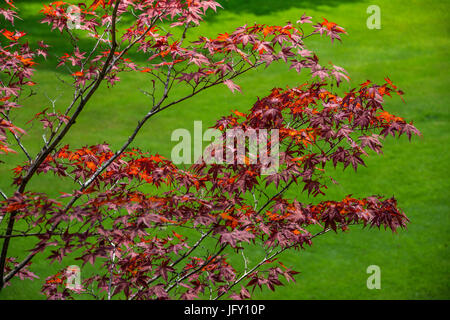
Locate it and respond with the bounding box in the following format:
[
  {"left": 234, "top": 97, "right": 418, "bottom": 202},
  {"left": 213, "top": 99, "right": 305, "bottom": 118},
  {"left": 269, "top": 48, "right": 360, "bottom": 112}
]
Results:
[{"left": 0, "top": 0, "right": 420, "bottom": 300}]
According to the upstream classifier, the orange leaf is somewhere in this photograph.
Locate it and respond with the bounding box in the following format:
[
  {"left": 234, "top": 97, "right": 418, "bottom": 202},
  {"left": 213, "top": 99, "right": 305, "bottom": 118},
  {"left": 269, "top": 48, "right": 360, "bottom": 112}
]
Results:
[
  {"left": 321, "top": 18, "right": 337, "bottom": 30},
  {"left": 263, "top": 26, "right": 273, "bottom": 37},
  {"left": 51, "top": 1, "right": 66, "bottom": 7},
  {"left": 86, "top": 161, "right": 97, "bottom": 170},
  {"left": 172, "top": 231, "right": 185, "bottom": 241},
  {"left": 19, "top": 57, "right": 35, "bottom": 67},
  {"left": 40, "top": 4, "right": 56, "bottom": 16},
  {"left": 216, "top": 32, "right": 229, "bottom": 41},
  {"left": 232, "top": 110, "right": 246, "bottom": 117},
  {"left": 89, "top": 0, "right": 105, "bottom": 11}
]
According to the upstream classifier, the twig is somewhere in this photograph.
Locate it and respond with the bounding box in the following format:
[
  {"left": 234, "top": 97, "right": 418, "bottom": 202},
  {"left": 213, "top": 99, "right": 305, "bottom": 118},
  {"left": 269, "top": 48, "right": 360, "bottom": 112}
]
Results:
[
  {"left": 165, "top": 244, "right": 227, "bottom": 294},
  {"left": 0, "top": 0, "right": 123, "bottom": 289},
  {"left": 129, "top": 227, "right": 214, "bottom": 300},
  {"left": 0, "top": 188, "right": 7, "bottom": 201},
  {"left": 214, "top": 228, "right": 332, "bottom": 300}
]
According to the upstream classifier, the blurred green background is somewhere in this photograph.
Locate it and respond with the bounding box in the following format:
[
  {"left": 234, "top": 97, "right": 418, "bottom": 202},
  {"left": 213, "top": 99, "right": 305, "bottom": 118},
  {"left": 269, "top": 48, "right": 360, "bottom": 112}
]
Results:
[{"left": 0, "top": 0, "right": 448, "bottom": 299}]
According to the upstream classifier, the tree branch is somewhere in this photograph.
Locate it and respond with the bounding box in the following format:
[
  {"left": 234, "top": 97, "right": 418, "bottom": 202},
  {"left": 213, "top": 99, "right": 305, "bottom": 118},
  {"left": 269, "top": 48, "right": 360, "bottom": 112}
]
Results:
[
  {"left": 0, "top": 0, "right": 123, "bottom": 290},
  {"left": 214, "top": 227, "right": 332, "bottom": 300}
]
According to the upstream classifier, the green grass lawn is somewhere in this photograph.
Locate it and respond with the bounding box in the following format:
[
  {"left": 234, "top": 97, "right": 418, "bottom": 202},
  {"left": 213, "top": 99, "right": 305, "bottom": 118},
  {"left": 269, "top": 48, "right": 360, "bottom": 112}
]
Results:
[{"left": 0, "top": 0, "right": 449, "bottom": 299}]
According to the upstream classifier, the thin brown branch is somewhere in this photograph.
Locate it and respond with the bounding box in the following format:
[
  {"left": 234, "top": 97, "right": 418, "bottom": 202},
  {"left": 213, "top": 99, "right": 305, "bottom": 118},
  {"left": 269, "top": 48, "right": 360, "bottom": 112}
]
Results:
[
  {"left": 165, "top": 244, "right": 227, "bottom": 295},
  {"left": 0, "top": 0, "right": 123, "bottom": 289},
  {"left": 214, "top": 227, "right": 332, "bottom": 300},
  {"left": 3, "top": 34, "right": 265, "bottom": 288}
]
